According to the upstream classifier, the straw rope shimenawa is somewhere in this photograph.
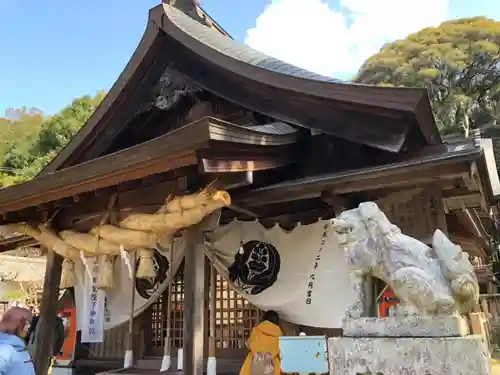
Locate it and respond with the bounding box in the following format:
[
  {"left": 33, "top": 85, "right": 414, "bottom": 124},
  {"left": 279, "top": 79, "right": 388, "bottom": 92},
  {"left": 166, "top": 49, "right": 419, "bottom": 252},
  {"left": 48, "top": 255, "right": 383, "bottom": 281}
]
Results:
[{"left": 0, "top": 185, "right": 231, "bottom": 291}]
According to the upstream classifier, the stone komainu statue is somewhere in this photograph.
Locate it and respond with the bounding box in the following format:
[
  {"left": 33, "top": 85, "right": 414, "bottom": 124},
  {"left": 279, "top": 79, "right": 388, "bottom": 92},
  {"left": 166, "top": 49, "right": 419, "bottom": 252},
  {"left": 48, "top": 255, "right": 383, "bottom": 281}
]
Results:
[{"left": 331, "top": 202, "right": 479, "bottom": 318}]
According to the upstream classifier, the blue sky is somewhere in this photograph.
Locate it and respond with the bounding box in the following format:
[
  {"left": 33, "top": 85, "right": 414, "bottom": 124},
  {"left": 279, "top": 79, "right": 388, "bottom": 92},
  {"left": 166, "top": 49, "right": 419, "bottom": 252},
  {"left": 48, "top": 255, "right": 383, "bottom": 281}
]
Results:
[{"left": 0, "top": 0, "right": 498, "bottom": 115}]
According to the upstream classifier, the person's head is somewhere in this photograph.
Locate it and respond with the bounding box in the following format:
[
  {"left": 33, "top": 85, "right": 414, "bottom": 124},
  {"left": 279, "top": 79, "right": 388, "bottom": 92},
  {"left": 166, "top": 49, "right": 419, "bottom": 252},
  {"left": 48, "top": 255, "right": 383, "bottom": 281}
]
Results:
[
  {"left": 262, "top": 310, "right": 279, "bottom": 325},
  {"left": 0, "top": 306, "right": 32, "bottom": 337}
]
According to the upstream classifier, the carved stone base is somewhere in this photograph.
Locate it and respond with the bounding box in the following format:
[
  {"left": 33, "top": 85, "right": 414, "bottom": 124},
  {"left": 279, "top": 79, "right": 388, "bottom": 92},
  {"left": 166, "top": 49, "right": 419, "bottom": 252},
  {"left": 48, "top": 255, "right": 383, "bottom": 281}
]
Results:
[
  {"left": 343, "top": 315, "right": 470, "bottom": 337},
  {"left": 328, "top": 335, "right": 490, "bottom": 375}
]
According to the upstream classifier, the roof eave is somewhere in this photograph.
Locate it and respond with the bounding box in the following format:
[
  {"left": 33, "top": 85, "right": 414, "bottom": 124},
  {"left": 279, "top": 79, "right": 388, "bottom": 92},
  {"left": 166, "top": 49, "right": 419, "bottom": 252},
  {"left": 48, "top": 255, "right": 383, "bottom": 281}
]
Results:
[
  {"left": 476, "top": 138, "right": 500, "bottom": 203},
  {"left": 235, "top": 148, "right": 482, "bottom": 207},
  {"left": 158, "top": 4, "right": 441, "bottom": 152}
]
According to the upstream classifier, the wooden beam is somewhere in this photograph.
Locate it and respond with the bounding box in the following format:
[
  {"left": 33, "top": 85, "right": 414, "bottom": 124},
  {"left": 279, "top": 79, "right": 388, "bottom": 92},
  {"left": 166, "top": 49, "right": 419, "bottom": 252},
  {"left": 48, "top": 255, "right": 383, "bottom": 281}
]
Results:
[
  {"left": 236, "top": 160, "right": 474, "bottom": 207},
  {"left": 227, "top": 204, "right": 259, "bottom": 219},
  {"left": 0, "top": 235, "right": 38, "bottom": 253},
  {"left": 263, "top": 207, "right": 335, "bottom": 225},
  {"left": 33, "top": 247, "right": 63, "bottom": 375},
  {"left": 449, "top": 233, "right": 487, "bottom": 258},
  {"left": 0, "top": 116, "right": 300, "bottom": 221},
  {"left": 462, "top": 162, "right": 481, "bottom": 192},
  {"left": 200, "top": 156, "right": 292, "bottom": 173},
  {"left": 206, "top": 171, "right": 254, "bottom": 190},
  {"left": 443, "top": 194, "right": 484, "bottom": 211},
  {"left": 183, "top": 225, "right": 206, "bottom": 375},
  {"left": 430, "top": 186, "right": 448, "bottom": 235},
  {"left": 60, "top": 174, "right": 250, "bottom": 229},
  {"left": 374, "top": 188, "right": 423, "bottom": 207},
  {"left": 59, "top": 178, "right": 186, "bottom": 224},
  {"left": 467, "top": 208, "right": 491, "bottom": 241},
  {"left": 316, "top": 164, "right": 466, "bottom": 195},
  {"left": 455, "top": 209, "right": 489, "bottom": 251},
  {"left": 0, "top": 131, "right": 200, "bottom": 214},
  {"left": 363, "top": 275, "right": 375, "bottom": 317},
  {"left": 442, "top": 188, "right": 477, "bottom": 198},
  {"left": 321, "top": 192, "right": 349, "bottom": 215},
  {"left": 200, "top": 210, "right": 222, "bottom": 232}
]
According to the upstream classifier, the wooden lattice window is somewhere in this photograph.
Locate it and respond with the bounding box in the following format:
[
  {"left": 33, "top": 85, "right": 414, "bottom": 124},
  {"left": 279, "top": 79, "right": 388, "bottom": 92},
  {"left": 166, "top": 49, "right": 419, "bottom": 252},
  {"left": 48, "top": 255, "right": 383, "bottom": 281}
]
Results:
[
  {"left": 150, "top": 294, "right": 164, "bottom": 349},
  {"left": 148, "top": 263, "right": 185, "bottom": 356},
  {"left": 213, "top": 272, "right": 262, "bottom": 355},
  {"left": 171, "top": 265, "right": 185, "bottom": 349},
  {"left": 146, "top": 264, "right": 261, "bottom": 358}
]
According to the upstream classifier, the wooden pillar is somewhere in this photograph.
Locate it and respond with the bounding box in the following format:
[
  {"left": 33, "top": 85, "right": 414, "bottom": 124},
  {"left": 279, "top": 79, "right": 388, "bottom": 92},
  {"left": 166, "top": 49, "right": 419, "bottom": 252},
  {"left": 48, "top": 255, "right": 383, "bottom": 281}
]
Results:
[
  {"left": 431, "top": 186, "right": 448, "bottom": 234},
  {"left": 488, "top": 283, "right": 498, "bottom": 318},
  {"left": 34, "top": 248, "right": 63, "bottom": 375},
  {"left": 183, "top": 226, "right": 206, "bottom": 375},
  {"left": 363, "top": 275, "right": 375, "bottom": 317}
]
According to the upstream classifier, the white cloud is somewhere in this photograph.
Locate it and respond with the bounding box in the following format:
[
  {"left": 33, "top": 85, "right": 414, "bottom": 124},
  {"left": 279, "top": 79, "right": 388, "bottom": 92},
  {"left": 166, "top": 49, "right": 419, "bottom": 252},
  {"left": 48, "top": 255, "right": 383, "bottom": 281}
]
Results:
[{"left": 245, "top": 0, "right": 450, "bottom": 78}]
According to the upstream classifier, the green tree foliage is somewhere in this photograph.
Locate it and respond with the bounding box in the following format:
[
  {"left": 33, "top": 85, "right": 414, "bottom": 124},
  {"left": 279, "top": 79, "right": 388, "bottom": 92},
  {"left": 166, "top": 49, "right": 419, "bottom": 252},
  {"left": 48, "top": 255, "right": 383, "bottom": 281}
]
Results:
[
  {"left": 35, "top": 93, "right": 105, "bottom": 155},
  {"left": 355, "top": 17, "right": 500, "bottom": 135},
  {"left": 0, "top": 108, "right": 44, "bottom": 161},
  {"left": 0, "top": 91, "right": 105, "bottom": 187}
]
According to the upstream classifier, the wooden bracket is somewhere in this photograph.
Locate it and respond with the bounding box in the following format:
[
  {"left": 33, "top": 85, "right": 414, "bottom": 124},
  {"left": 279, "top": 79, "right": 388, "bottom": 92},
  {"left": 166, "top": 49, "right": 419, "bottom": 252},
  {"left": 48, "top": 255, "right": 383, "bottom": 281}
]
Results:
[
  {"left": 199, "top": 209, "right": 222, "bottom": 232},
  {"left": 321, "top": 192, "right": 347, "bottom": 216},
  {"left": 374, "top": 188, "right": 422, "bottom": 208},
  {"left": 462, "top": 162, "right": 480, "bottom": 191},
  {"left": 227, "top": 204, "right": 259, "bottom": 219}
]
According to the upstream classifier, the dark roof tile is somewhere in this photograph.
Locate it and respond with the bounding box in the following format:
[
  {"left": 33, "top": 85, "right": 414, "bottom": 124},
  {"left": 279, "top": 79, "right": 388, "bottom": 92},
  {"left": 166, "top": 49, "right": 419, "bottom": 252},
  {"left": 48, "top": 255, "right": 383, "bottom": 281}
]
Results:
[{"left": 165, "top": 5, "right": 339, "bottom": 84}]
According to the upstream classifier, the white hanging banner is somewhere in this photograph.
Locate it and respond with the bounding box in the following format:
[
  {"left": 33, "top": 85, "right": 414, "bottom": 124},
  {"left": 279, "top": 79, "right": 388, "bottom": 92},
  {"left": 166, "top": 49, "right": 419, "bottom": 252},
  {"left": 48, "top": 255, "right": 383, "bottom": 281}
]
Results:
[
  {"left": 74, "top": 239, "right": 186, "bottom": 331},
  {"left": 207, "top": 220, "right": 356, "bottom": 328},
  {"left": 80, "top": 258, "right": 105, "bottom": 343},
  {"left": 75, "top": 220, "right": 355, "bottom": 330}
]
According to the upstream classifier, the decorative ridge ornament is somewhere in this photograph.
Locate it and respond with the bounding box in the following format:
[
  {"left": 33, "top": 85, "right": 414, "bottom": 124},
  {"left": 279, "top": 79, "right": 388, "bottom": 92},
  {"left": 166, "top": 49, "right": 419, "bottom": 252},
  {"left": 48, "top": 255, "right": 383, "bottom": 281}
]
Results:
[
  {"left": 151, "top": 67, "right": 202, "bottom": 112},
  {"left": 165, "top": 0, "right": 205, "bottom": 26},
  {"left": 332, "top": 202, "right": 479, "bottom": 318}
]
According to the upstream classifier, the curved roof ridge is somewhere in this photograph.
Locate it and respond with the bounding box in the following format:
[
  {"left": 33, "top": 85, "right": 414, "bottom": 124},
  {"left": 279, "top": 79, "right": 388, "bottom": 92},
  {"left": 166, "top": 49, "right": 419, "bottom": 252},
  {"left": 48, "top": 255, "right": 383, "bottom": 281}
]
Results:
[{"left": 37, "top": 3, "right": 440, "bottom": 176}]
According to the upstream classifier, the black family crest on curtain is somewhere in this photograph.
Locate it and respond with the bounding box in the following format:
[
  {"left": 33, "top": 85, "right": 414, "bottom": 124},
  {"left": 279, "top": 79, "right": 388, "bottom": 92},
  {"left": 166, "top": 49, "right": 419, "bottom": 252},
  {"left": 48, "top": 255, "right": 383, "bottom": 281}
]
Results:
[
  {"left": 228, "top": 240, "right": 281, "bottom": 295},
  {"left": 135, "top": 249, "right": 169, "bottom": 300}
]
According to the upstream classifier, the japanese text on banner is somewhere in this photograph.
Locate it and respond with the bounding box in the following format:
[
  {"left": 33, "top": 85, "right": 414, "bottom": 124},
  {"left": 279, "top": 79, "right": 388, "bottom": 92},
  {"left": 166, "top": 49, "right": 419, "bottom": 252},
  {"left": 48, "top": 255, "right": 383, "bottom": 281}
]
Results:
[
  {"left": 81, "top": 259, "right": 105, "bottom": 343},
  {"left": 305, "top": 224, "right": 329, "bottom": 305}
]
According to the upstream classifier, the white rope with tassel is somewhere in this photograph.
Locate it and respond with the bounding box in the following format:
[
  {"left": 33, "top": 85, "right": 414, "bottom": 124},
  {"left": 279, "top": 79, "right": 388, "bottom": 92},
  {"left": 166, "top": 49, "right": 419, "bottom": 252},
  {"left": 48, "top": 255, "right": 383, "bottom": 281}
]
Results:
[
  {"left": 160, "top": 239, "right": 175, "bottom": 371},
  {"left": 120, "top": 244, "right": 134, "bottom": 280},
  {"left": 123, "top": 250, "right": 137, "bottom": 369}
]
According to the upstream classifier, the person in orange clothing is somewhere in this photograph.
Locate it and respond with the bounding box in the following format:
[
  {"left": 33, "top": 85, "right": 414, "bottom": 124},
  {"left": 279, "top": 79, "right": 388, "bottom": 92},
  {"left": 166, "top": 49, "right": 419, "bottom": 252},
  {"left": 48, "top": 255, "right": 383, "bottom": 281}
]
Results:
[{"left": 240, "top": 310, "right": 283, "bottom": 375}]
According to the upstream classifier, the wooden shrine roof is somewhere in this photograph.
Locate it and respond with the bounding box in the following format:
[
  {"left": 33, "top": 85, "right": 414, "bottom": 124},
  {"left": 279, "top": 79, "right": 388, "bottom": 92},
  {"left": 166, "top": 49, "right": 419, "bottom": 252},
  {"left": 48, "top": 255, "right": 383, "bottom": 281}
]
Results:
[
  {"left": 234, "top": 143, "right": 489, "bottom": 208},
  {"left": 3, "top": 2, "right": 498, "bottom": 253},
  {"left": 162, "top": 5, "right": 339, "bottom": 84},
  {"left": 148, "top": 4, "right": 440, "bottom": 152},
  {"left": 0, "top": 117, "right": 297, "bottom": 222},
  {"left": 41, "top": 3, "right": 441, "bottom": 178},
  {"left": 0, "top": 136, "right": 497, "bottom": 252}
]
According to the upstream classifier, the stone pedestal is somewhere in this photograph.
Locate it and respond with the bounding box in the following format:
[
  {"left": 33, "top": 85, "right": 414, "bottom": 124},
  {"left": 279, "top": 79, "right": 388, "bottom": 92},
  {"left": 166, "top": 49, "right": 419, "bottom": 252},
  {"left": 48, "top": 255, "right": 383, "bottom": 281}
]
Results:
[
  {"left": 343, "top": 315, "right": 470, "bottom": 337},
  {"left": 328, "top": 335, "right": 490, "bottom": 375}
]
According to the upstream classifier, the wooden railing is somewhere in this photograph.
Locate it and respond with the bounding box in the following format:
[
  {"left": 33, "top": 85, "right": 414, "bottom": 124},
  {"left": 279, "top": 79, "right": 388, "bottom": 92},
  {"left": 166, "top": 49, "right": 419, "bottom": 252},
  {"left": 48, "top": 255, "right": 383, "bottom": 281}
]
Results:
[
  {"left": 477, "top": 294, "right": 500, "bottom": 318},
  {"left": 467, "top": 294, "right": 500, "bottom": 348}
]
